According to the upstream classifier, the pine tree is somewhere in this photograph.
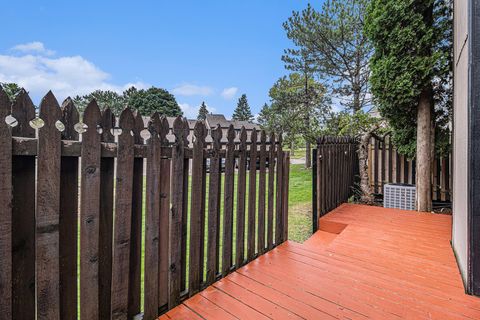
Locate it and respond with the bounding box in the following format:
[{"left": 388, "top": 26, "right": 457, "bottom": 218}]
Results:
[
  {"left": 197, "top": 101, "right": 209, "bottom": 120},
  {"left": 232, "top": 94, "right": 253, "bottom": 122},
  {"left": 365, "top": 0, "right": 452, "bottom": 211}
]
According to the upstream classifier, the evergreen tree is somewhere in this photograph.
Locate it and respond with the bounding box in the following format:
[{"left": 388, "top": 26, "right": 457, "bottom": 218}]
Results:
[
  {"left": 283, "top": 1, "right": 372, "bottom": 112},
  {"left": 232, "top": 94, "right": 253, "bottom": 122},
  {"left": 365, "top": 0, "right": 452, "bottom": 211},
  {"left": 197, "top": 101, "right": 209, "bottom": 120},
  {"left": 262, "top": 73, "right": 329, "bottom": 161}
]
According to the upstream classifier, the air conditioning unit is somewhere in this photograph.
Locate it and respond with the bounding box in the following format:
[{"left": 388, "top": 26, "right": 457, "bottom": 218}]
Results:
[{"left": 383, "top": 183, "right": 416, "bottom": 211}]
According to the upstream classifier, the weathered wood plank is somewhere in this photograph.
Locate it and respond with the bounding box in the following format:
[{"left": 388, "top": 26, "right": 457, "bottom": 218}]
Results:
[
  {"left": 222, "top": 125, "right": 235, "bottom": 275},
  {"left": 158, "top": 116, "right": 171, "bottom": 308},
  {"left": 236, "top": 127, "right": 248, "bottom": 266},
  {"left": 0, "top": 87, "right": 12, "bottom": 318},
  {"left": 144, "top": 113, "right": 161, "bottom": 320},
  {"left": 59, "top": 98, "right": 79, "bottom": 320},
  {"left": 257, "top": 130, "right": 267, "bottom": 254},
  {"left": 181, "top": 119, "right": 190, "bottom": 292},
  {"left": 36, "top": 91, "right": 62, "bottom": 320},
  {"left": 373, "top": 139, "right": 379, "bottom": 193},
  {"left": 275, "top": 134, "right": 284, "bottom": 244},
  {"left": 80, "top": 100, "right": 102, "bottom": 320},
  {"left": 111, "top": 108, "right": 135, "bottom": 320},
  {"left": 10, "top": 90, "right": 36, "bottom": 320},
  {"left": 282, "top": 152, "right": 290, "bottom": 241},
  {"left": 207, "top": 124, "right": 222, "bottom": 284},
  {"left": 99, "top": 108, "right": 115, "bottom": 320},
  {"left": 189, "top": 121, "right": 207, "bottom": 295},
  {"left": 387, "top": 136, "right": 393, "bottom": 183},
  {"left": 247, "top": 128, "right": 258, "bottom": 260},
  {"left": 169, "top": 117, "right": 185, "bottom": 308},
  {"left": 267, "top": 133, "right": 276, "bottom": 250},
  {"left": 128, "top": 111, "right": 144, "bottom": 319}
]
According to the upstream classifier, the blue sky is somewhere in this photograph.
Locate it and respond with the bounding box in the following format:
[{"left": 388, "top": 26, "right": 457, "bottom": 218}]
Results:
[{"left": 0, "top": 0, "right": 319, "bottom": 119}]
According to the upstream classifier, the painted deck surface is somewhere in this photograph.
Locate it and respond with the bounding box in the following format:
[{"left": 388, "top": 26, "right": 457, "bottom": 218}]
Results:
[{"left": 159, "top": 204, "right": 480, "bottom": 319}]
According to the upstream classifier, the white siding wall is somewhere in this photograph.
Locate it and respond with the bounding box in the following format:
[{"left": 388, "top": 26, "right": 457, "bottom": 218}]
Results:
[{"left": 453, "top": 0, "right": 469, "bottom": 284}]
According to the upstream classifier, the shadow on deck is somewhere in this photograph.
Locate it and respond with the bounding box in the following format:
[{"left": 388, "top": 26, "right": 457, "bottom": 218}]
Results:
[{"left": 160, "top": 204, "right": 480, "bottom": 319}]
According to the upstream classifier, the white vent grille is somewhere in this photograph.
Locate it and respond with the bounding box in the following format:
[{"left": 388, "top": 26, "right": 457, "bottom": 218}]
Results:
[{"left": 384, "top": 184, "right": 416, "bottom": 211}]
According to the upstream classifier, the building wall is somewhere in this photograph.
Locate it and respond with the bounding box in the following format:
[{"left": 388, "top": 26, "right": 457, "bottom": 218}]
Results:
[{"left": 452, "top": 0, "right": 469, "bottom": 284}]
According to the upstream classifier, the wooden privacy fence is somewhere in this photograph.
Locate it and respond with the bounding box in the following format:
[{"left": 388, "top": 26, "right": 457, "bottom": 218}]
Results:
[
  {"left": 368, "top": 135, "right": 452, "bottom": 203},
  {"left": 312, "top": 136, "right": 358, "bottom": 232},
  {"left": 0, "top": 89, "right": 290, "bottom": 320}
]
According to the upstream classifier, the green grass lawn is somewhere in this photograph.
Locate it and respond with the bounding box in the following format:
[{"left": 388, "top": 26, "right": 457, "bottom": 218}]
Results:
[
  {"left": 287, "top": 164, "right": 313, "bottom": 242},
  {"left": 289, "top": 148, "right": 307, "bottom": 160}
]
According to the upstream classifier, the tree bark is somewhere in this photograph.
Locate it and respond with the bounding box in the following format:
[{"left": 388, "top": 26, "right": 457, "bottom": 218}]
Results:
[
  {"left": 416, "top": 88, "right": 433, "bottom": 212},
  {"left": 305, "top": 140, "right": 311, "bottom": 169},
  {"left": 358, "top": 132, "right": 375, "bottom": 204}
]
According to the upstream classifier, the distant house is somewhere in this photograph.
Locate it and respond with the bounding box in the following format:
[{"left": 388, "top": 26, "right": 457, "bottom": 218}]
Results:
[
  {"left": 136, "top": 114, "right": 260, "bottom": 146},
  {"left": 205, "top": 114, "right": 261, "bottom": 143}
]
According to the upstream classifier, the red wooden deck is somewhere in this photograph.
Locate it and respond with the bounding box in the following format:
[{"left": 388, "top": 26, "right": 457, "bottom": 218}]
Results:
[{"left": 159, "top": 204, "right": 480, "bottom": 319}]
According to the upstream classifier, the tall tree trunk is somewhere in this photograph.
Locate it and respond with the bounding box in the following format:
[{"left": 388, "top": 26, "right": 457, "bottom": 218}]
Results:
[
  {"left": 305, "top": 140, "right": 311, "bottom": 169},
  {"left": 353, "top": 89, "right": 361, "bottom": 113},
  {"left": 358, "top": 132, "right": 374, "bottom": 204},
  {"left": 416, "top": 88, "right": 433, "bottom": 212}
]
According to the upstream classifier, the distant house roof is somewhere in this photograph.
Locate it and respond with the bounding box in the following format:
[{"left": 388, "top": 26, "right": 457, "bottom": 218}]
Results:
[
  {"left": 232, "top": 120, "right": 259, "bottom": 130},
  {"left": 205, "top": 114, "right": 260, "bottom": 131},
  {"left": 205, "top": 114, "right": 230, "bottom": 128}
]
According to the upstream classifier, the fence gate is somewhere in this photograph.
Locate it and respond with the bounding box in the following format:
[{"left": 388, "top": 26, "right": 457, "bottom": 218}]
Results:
[
  {"left": 0, "top": 88, "right": 290, "bottom": 320},
  {"left": 312, "top": 136, "right": 358, "bottom": 232}
]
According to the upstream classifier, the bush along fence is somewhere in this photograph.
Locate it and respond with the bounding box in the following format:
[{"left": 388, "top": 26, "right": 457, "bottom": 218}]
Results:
[
  {"left": 0, "top": 89, "right": 290, "bottom": 320},
  {"left": 312, "top": 136, "right": 358, "bottom": 232},
  {"left": 368, "top": 134, "right": 452, "bottom": 203}
]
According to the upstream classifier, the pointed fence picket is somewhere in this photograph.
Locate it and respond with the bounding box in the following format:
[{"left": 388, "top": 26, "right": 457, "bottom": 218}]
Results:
[{"left": 0, "top": 88, "right": 290, "bottom": 320}]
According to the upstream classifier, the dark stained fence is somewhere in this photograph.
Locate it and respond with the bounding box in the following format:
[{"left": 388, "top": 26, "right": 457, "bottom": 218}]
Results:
[
  {"left": 312, "top": 136, "right": 358, "bottom": 232},
  {"left": 368, "top": 134, "right": 452, "bottom": 203},
  {"left": 0, "top": 88, "right": 290, "bottom": 320}
]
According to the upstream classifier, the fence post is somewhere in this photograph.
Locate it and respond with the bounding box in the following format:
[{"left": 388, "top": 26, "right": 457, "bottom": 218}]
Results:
[
  {"left": 11, "top": 90, "right": 36, "bottom": 319},
  {"left": 110, "top": 108, "right": 135, "bottom": 320},
  {"left": 235, "top": 127, "right": 248, "bottom": 266},
  {"left": 169, "top": 117, "right": 185, "bottom": 309},
  {"left": 129, "top": 111, "right": 145, "bottom": 318},
  {"left": 59, "top": 98, "right": 79, "bottom": 319},
  {"left": 282, "top": 151, "right": 290, "bottom": 241},
  {"left": 80, "top": 100, "right": 102, "bottom": 319},
  {"left": 312, "top": 147, "right": 318, "bottom": 233},
  {"left": 189, "top": 121, "right": 207, "bottom": 295},
  {"left": 36, "top": 91, "right": 62, "bottom": 320},
  {"left": 144, "top": 113, "right": 161, "bottom": 319},
  {"left": 0, "top": 87, "right": 12, "bottom": 318},
  {"left": 222, "top": 125, "right": 236, "bottom": 275},
  {"left": 99, "top": 108, "right": 115, "bottom": 320}
]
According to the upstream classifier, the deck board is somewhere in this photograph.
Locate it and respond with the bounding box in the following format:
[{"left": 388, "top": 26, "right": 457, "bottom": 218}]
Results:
[{"left": 160, "top": 204, "right": 480, "bottom": 319}]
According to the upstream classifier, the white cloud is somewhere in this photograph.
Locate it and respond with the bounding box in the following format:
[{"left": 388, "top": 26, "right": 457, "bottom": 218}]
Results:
[
  {"left": 221, "top": 87, "right": 238, "bottom": 100},
  {"left": 0, "top": 43, "right": 149, "bottom": 102},
  {"left": 11, "top": 41, "right": 55, "bottom": 56},
  {"left": 179, "top": 102, "right": 216, "bottom": 119},
  {"left": 172, "top": 84, "right": 213, "bottom": 96}
]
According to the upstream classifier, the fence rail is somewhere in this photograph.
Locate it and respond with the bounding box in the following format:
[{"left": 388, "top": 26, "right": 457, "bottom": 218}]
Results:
[
  {"left": 368, "top": 135, "right": 452, "bottom": 203},
  {"left": 312, "top": 136, "right": 358, "bottom": 232},
  {"left": 0, "top": 89, "right": 290, "bottom": 320}
]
